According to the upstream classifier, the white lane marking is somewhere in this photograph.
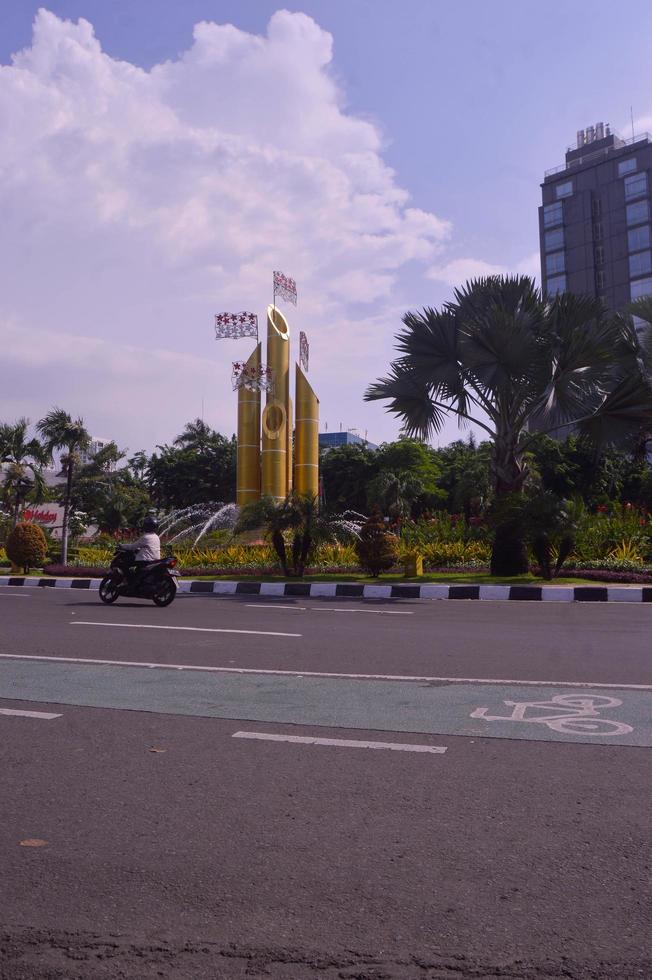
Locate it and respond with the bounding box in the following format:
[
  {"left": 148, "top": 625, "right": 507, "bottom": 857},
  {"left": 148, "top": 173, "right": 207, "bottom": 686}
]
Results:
[
  {"left": 72, "top": 621, "right": 301, "bottom": 638},
  {"left": 0, "top": 653, "right": 649, "bottom": 691},
  {"left": 232, "top": 731, "right": 447, "bottom": 753},
  {"left": 314, "top": 607, "right": 413, "bottom": 615},
  {"left": 246, "top": 604, "right": 307, "bottom": 611},
  {"left": 0, "top": 707, "right": 61, "bottom": 719},
  {"left": 244, "top": 604, "right": 412, "bottom": 615},
  {"left": 0, "top": 593, "right": 31, "bottom": 597}
]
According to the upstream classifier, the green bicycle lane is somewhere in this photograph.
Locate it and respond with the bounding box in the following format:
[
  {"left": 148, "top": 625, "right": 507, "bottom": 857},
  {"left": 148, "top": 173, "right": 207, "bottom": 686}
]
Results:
[{"left": 1, "top": 655, "right": 651, "bottom": 747}]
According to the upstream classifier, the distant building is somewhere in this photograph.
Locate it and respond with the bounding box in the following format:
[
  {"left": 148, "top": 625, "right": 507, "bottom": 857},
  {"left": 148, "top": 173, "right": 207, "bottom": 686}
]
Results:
[
  {"left": 319, "top": 431, "right": 378, "bottom": 451},
  {"left": 540, "top": 123, "right": 652, "bottom": 317},
  {"left": 81, "top": 437, "right": 112, "bottom": 467}
]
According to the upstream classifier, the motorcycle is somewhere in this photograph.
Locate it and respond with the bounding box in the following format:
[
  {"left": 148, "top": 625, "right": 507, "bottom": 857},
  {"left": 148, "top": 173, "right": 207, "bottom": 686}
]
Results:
[{"left": 99, "top": 546, "right": 181, "bottom": 607}]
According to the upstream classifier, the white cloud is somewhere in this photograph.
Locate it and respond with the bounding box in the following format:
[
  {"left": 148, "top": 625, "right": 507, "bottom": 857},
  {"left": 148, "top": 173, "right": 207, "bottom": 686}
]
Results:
[
  {"left": 0, "top": 8, "right": 523, "bottom": 454},
  {"left": 427, "top": 252, "right": 540, "bottom": 288}
]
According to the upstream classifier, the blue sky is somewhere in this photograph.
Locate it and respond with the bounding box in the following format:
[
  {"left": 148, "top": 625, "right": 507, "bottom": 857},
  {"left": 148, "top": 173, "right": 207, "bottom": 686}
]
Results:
[{"left": 2, "top": 1, "right": 652, "bottom": 451}]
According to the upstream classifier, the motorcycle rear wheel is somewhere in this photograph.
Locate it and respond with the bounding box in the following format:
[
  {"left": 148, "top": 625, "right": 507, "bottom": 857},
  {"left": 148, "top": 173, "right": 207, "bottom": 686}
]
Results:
[
  {"left": 152, "top": 579, "right": 176, "bottom": 607},
  {"left": 99, "top": 575, "right": 120, "bottom": 604}
]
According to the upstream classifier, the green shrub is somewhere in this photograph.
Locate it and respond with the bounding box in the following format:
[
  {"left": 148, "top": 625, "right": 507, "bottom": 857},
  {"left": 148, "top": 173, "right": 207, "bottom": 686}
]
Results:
[
  {"left": 355, "top": 511, "right": 399, "bottom": 577},
  {"left": 5, "top": 523, "right": 48, "bottom": 573},
  {"left": 0, "top": 547, "right": 9, "bottom": 567},
  {"left": 414, "top": 540, "right": 491, "bottom": 567},
  {"left": 311, "top": 543, "right": 359, "bottom": 568}
]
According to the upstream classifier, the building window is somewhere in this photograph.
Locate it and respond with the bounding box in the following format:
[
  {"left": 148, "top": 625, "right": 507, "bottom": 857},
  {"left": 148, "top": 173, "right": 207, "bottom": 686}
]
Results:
[
  {"left": 592, "top": 198, "right": 602, "bottom": 217},
  {"left": 593, "top": 222, "right": 603, "bottom": 240},
  {"left": 619, "top": 158, "right": 637, "bottom": 177},
  {"left": 629, "top": 251, "right": 652, "bottom": 278},
  {"left": 624, "top": 172, "right": 648, "bottom": 200},
  {"left": 596, "top": 269, "right": 605, "bottom": 290},
  {"left": 595, "top": 245, "right": 604, "bottom": 266},
  {"left": 628, "top": 225, "right": 651, "bottom": 253},
  {"left": 546, "top": 274, "right": 566, "bottom": 295},
  {"left": 555, "top": 181, "right": 573, "bottom": 199},
  {"left": 544, "top": 227, "right": 564, "bottom": 252},
  {"left": 627, "top": 200, "right": 650, "bottom": 226},
  {"left": 546, "top": 251, "right": 565, "bottom": 276},
  {"left": 543, "top": 201, "right": 563, "bottom": 228},
  {"left": 630, "top": 277, "right": 652, "bottom": 300}
]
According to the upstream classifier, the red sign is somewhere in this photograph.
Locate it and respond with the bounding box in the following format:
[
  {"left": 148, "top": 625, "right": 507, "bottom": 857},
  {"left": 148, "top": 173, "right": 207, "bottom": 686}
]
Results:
[{"left": 22, "top": 509, "right": 59, "bottom": 525}]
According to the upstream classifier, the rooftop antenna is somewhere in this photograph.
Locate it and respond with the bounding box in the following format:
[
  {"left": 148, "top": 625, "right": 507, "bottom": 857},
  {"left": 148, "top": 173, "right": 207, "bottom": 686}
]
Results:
[{"left": 631, "top": 105, "right": 635, "bottom": 140}]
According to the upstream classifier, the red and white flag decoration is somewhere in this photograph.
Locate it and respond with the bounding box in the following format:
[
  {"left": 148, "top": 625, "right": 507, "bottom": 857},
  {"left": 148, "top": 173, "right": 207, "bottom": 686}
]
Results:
[
  {"left": 214, "top": 312, "right": 258, "bottom": 339},
  {"left": 299, "top": 331, "right": 309, "bottom": 372},
  {"left": 273, "top": 271, "right": 297, "bottom": 306}
]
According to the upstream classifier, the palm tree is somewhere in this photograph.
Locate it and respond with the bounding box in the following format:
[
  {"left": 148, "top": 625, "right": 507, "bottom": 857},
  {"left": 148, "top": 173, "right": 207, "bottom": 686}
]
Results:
[
  {"left": 0, "top": 419, "right": 48, "bottom": 528},
  {"left": 173, "top": 419, "right": 215, "bottom": 453},
  {"left": 37, "top": 409, "right": 91, "bottom": 565},
  {"left": 236, "top": 493, "right": 361, "bottom": 577},
  {"left": 365, "top": 276, "right": 652, "bottom": 574},
  {"left": 366, "top": 471, "right": 424, "bottom": 520}
]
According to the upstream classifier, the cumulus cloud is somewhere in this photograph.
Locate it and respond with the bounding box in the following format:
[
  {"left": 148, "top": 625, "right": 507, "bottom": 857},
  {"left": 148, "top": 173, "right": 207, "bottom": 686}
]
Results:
[
  {"left": 427, "top": 252, "right": 540, "bottom": 288},
  {"left": 0, "top": 8, "right": 461, "bottom": 447},
  {"left": 4, "top": 8, "right": 538, "bottom": 452}
]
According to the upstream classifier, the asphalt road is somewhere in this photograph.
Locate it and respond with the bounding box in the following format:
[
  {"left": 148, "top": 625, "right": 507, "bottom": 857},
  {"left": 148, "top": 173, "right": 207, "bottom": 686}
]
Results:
[{"left": 1, "top": 586, "right": 651, "bottom": 979}]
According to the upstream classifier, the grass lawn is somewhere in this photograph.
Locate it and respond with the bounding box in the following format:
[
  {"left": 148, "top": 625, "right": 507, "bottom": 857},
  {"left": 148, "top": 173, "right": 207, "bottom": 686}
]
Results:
[{"left": 188, "top": 571, "right": 600, "bottom": 585}]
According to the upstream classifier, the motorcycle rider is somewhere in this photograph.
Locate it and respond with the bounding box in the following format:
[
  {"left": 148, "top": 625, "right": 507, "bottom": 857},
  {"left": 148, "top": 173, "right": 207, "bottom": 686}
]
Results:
[{"left": 122, "top": 516, "right": 161, "bottom": 586}]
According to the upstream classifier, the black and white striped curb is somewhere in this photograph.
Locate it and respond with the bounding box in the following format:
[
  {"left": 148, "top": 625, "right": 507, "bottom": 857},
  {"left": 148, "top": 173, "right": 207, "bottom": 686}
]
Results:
[{"left": 1, "top": 575, "right": 651, "bottom": 602}]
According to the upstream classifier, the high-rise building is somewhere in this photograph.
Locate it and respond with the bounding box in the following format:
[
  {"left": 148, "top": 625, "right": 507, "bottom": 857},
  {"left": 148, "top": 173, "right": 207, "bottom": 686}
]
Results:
[{"left": 539, "top": 123, "right": 652, "bottom": 317}]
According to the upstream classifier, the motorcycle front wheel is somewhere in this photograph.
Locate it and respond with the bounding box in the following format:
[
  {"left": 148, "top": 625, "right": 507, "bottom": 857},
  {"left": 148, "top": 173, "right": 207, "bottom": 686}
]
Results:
[
  {"left": 99, "top": 575, "right": 120, "bottom": 604},
  {"left": 152, "top": 578, "right": 176, "bottom": 607}
]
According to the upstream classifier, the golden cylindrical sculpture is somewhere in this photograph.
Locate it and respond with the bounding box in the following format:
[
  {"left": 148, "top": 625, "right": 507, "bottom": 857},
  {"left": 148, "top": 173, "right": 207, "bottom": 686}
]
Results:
[
  {"left": 294, "top": 363, "right": 319, "bottom": 498},
  {"left": 236, "top": 342, "right": 262, "bottom": 507},
  {"left": 286, "top": 395, "right": 293, "bottom": 494},
  {"left": 261, "top": 306, "right": 290, "bottom": 500}
]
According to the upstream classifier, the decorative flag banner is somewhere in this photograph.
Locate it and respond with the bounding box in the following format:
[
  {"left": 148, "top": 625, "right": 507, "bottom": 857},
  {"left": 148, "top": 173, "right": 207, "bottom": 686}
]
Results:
[
  {"left": 299, "top": 330, "right": 309, "bottom": 372},
  {"left": 273, "top": 271, "right": 297, "bottom": 306},
  {"left": 232, "top": 361, "right": 274, "bottom": 392},
  {"left": 215, "top": 312, "right": 258, "bottom": 340}
]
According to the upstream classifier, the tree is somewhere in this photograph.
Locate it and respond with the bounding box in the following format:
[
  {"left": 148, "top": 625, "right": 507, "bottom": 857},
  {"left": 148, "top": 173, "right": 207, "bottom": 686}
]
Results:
[
  {"left": 5, "top": 522, "right": 48, "bottom": 573},
  {"left": 0, "top": 419, "right": 48, "bottom": 528},
  {"left": 320, "top": 443, "right": 379, "bottom": 513},
  {"left": 236, "top": 493, "right": 359, "bottom": 577},
  {"left": 434, "top": 436, "right": 491, "bottom": 518},
  {"left": 147, "top": 421, "right": 236, "bottom": 508},
  {"left": 375, "top": 438, "right": 446, "bottom": 515},
  {"left": 355, "top": 510, "right": 399, "bottom": 577},
  {"left": 365, "top": 276, "right": 652, "bottom": 574},
  {"left": 36, "top": 409, "right": 91, "bottom": 565},
  {"left": 366, "top": 470, "right": 425, "bottom": 519}
]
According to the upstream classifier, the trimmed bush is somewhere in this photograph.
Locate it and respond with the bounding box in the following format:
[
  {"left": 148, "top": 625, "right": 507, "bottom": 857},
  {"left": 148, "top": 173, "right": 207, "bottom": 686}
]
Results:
[
  {"left": 5, "top": 523, "right": 48, "bottom": 573},
  {"left": 355, "top": 511, "right": 399, "bottom": 577}
]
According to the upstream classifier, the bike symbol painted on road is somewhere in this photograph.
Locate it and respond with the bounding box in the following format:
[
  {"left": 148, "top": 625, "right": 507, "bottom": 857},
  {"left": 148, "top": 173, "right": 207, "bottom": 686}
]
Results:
[{"left": 470, "top": 694, "right": 634, "bottom": 737}]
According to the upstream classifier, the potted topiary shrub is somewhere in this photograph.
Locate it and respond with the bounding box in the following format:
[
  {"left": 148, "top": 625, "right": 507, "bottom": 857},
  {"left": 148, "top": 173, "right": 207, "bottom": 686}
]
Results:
[
  {"left": 5, "top": 522, "right": 48, "bottom": 574},
  {"left": 355, "top": 509, "right": 399, "bottom": 578}
]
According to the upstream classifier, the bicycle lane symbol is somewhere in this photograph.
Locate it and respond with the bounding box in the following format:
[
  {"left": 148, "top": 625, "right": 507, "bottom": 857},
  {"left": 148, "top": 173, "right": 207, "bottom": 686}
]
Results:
[{"left": 469, "top": 694, "right": 634, "bottom": 737}]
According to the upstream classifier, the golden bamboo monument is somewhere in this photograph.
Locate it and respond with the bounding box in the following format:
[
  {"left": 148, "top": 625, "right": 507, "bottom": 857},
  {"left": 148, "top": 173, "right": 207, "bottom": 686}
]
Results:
[
  {"left": 294, "top": 364, "right": 319, "bottom": 497},
  {"left": 231, "top": 294, "right": 318, "bottom": 507},
  {"left": 236, "top": 342, "right": 262, "bottom": 507},
  {"left": 261, "top": 306, "right": 290, "bottom": 500}
]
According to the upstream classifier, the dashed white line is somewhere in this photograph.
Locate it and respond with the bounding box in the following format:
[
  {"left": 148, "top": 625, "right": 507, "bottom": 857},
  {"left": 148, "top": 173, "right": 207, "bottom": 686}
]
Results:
[
  {"left": 0, "top": 707, "right": 61, "bottom": 719},
  {"left": 245, "top": 604, "right": 306, "bottom": 611},
  {"left": 232, "top": 731, "right": 447, "bottom": 753},
  {"left": 314, "top": 607, "right": 413, "bottom": 615},
  {"left": 244, "top": 604, "right": 412, "bottom": 615},
  {"left": 71, "top": 621, "right": 301, "bottom": 638},
  {"left": 0, "top": 653, "right": 649, "bottom": 690}
]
